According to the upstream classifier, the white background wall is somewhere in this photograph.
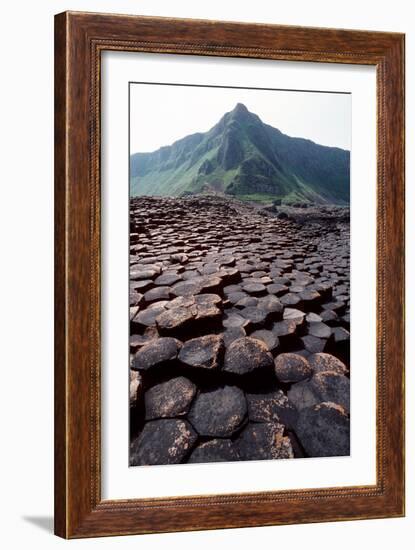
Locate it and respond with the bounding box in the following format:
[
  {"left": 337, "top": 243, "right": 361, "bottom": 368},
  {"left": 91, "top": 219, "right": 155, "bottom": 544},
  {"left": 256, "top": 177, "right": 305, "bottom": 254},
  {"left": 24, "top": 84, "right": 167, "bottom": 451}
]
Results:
[{"left": 0, "top": 0, "right": 412, "bottom": 548}]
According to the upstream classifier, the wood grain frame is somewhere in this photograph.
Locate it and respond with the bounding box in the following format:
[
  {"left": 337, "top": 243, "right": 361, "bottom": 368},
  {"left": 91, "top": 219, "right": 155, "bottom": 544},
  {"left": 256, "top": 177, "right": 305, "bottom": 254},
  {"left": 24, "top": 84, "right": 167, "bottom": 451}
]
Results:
[{"left": 54, "top": 11, "right": 405, "bottom": 538}]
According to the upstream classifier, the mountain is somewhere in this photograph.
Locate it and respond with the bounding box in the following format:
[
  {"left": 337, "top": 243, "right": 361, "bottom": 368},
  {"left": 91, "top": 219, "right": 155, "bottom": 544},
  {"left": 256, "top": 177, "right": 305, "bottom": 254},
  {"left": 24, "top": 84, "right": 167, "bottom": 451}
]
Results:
[{"left": 130, "top": 103, "right": 350, "bottom": 204}]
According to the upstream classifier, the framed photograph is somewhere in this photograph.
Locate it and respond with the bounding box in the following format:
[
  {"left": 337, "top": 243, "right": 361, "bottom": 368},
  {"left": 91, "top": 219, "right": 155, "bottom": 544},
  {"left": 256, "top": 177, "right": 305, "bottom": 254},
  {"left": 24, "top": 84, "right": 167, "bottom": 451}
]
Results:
[{"left": 54, "top": 11, "right": 405, "bottom": 538}]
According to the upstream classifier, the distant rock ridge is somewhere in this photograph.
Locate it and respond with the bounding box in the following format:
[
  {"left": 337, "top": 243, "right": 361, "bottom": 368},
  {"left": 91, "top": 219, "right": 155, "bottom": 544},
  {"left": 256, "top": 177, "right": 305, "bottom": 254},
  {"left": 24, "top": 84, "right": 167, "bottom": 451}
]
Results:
[{"left": 130, "top": 103, "right": 350, "bottom": 204}]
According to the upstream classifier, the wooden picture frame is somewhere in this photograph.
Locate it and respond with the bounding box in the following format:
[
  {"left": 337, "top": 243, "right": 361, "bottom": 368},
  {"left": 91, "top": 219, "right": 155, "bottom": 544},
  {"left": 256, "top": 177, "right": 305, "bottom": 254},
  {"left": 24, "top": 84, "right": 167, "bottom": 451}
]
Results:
[{"left": 54, "top": 11, "right": 405, "bottom": 538}]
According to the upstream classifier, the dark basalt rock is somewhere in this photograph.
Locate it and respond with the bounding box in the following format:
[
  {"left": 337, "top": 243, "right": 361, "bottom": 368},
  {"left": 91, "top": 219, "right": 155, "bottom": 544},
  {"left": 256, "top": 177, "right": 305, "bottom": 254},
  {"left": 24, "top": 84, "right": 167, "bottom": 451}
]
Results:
[
  {"left": 274, "top": 353, "right": 313, "bottom": 384},
  {"left": 310, "top": 371, "right": 350, "bottom": 412},
  {"left": 133, "top": 305, "right": 166, "bottom": 329},
  {"left": 129, "top": 195, "right": 350, "bottom": 465},
  {"left": 223, "top": 337, "right": 274, "bottom": 375},
  {"left": 295, "top": 402, "right": 350, "bottom": 457},
  {"left": 250, "top": 329, "right": 280, "bottom": 353},
  {"left": 187, "top": 386, "right": 247, "bottom": 437},
  {"left": 188, "top": 439, "right": 240, "bottom": 463},
  {"left": 236, "top": 422, "right": 294, "bottom": 460},
  {"left": 301, "top": 334, "right": 327, "bottom": 354},
  {"left": 308, "top": 353, "right": 348, "bottom": 375},
  {"left": 308, "top": 322, "right": 332, "bottom": 339},
  {"left": 145, "top": 376, "right": 197, "bottom": 420},
  {"left": 246, "top": 390, "right": 297, "bottom": 429},
  {"left": 132, "top": 337, "right": 181, "bottom": 371},
  {"left": 129, "top": 370, "right": 142, "bottom": 409},
  {"left": 143, "top": 286, "right": 172, "bottom": 303},
  {"left": 155, "top": 306, "right": 194, "bottom": 335},
  {"left": 287, "top": 379, "right": 320, "bottom": 411},
  {"left": 179, "top": 334, "right": 224, "bottom": 370},
  {"left": 130, "top": 419, "right": 197, "bottom": 465}
]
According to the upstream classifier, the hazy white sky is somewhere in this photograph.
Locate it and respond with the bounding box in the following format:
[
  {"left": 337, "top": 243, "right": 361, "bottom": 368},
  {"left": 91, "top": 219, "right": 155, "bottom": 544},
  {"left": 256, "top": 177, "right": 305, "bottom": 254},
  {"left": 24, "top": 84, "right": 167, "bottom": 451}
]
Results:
[{"left": 130, "top": 83, "right": 351, "bottom": 154}]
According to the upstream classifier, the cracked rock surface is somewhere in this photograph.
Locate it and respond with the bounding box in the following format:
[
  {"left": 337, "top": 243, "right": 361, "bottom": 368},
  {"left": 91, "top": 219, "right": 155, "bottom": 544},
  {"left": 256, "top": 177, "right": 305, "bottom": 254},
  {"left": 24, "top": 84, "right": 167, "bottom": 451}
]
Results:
[{"left": 129, "top": 196, "right": 350, "bottom": 465}]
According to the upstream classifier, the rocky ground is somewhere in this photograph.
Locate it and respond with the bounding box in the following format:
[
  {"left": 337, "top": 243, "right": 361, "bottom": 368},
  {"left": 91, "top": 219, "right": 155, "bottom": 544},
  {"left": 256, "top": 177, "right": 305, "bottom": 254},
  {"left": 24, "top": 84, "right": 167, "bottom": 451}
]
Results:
[{"left": 129, "top": 195, "right": 350, "bottom": 466}]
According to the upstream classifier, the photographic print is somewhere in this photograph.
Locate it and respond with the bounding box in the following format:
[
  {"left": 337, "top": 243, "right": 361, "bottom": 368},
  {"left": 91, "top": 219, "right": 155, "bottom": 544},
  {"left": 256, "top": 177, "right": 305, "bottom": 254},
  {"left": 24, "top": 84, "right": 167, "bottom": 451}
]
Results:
[{"left": 129, "top": 82, "right": 351, "bottom": 467}]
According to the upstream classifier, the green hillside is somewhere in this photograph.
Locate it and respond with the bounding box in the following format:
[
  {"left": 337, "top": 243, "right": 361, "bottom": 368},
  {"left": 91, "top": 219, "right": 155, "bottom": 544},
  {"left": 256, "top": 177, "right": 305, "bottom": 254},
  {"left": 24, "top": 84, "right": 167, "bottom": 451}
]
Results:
[{"left": 130, "top": 103, "right": 350, "bottom": 205}]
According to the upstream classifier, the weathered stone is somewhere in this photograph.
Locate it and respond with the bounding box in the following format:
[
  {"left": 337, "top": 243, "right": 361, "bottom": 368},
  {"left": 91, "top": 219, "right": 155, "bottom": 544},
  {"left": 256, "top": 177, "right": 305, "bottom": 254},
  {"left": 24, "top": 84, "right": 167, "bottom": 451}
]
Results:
[
  {"left": 223, "top": 337, "right": 274, "bottom": 375},
  {"left": 259, "top": 295, "right": 283, "bottom": 318},
  {"left": 143, "top": 286, "right": 171, "bottom": 303},
  {"left": 179, "top": 334, "right": 224, "bottom": 370},
  {"left": 133, "top": 305, "right": 166, "bottom": 329},
  {"left": 236, "top": 422, "right": 294, "bottom": 460},
  {"left": 243, "top": 282, "right": 267, "bottom": 296},
  {"left": 154, "top": 273, "right": 182, "bottom": 286},
  {"left": 287, "top": 379, "right": 319, "bottom": 411},
  {"left": 130, "top": 419, "right": 197, "bottom": 466},
  {"left": 280, "top": 293, "right": 301, "bottom": 306},
  {"left": 308, "top": 322, "right": 332, "bottom": 339},
  {"left": 239, "top": 306, "right": 268, "bottom": 329},
  {"left": 129, "top": 370, "right": 142, "bottom": 408},
  {"left": 308, "top": 353, "right": 348, "bottom": 375},
  {"left": 132, "top": 337, "right": 181, "bottom": 371},
  {"left": 188, "top": 386, "right": 247, "bottom": 437},
  {"left": 246, "top": 390, "right": 297, "bottom": 428},
  {"left": 223, "top": 326, "right": 246, "bottom": 346},
  {"left": 301, "top": 334, "right": 327, "bottom": 353},
  {"left": 171, "top": 280, "right": 203, "bottom": 297},
  {"left": 267, "top": 283, "right": 288, "bottom": 296},
  {"left": 156, "top": 306, "right": 194, "bottom": 335},
  {"left": 188, "top": 439, "right": 240, "bottom": 464},
  {"left": 283, "top": 308, "right": 306, "bottom": 325},
  {"left": 250, "top": 329, "right": 280, "bottom": 352},
  {"left": 145, "top": 377, "right": 197, "bottom": 419},
  {"left": 274, "top": 353, "right": 313, "bottom": 383},
  {"left": 295, "top": 402, "right": 350, "bottom": 457},
  {"left": 310, "top": 371, "right": 350, "bottom": 411}
]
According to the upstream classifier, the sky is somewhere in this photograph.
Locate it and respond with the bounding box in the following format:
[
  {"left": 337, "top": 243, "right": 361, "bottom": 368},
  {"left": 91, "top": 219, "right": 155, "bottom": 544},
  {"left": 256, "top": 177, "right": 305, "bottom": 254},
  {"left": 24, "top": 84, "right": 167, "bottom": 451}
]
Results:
[{"left": 130, "top": 83, "right": 351, "bottom": 154}]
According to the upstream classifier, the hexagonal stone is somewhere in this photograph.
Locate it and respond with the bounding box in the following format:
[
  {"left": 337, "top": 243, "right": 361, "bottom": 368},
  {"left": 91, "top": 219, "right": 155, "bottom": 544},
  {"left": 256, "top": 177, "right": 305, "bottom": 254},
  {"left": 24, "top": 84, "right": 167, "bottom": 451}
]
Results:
[
  {"left": 308, "top": 322, "right": 332, "bottom": 339},
  {"left": 143, "top": 286, "right": 172, "bottom": 303},
  {"left": 188, "top": 439, "right": 240, "bottom": 464},
  {"left": 236, "top": 422, "right": 294, "bottom": 461},
  {"left": 171, "top": 280, "right": 203, "bottom": 297},
  {"left": 295, "top": 402, "right": 350, "bottom": 457},
  {"left": 301, "top": 334, "right": 327, "bottom": 353},
  {"left": 133, "top": 305, "right": 166, "bottom": 329},
  {"left": 130, "top": 419, "right": 197, "bottom": 466},
  {"left": 223, "top": 337, "right": 274, "bottom": 375},
  {"left": 132, "top": 337, "right": 181, "bottom": 371},
  {"left": 223, "top": 326, "right": 246, "bottom": 347},
  {"left": 308, "top": 353, "right": 348, "bottom": 375},
  {"left": 274, "top": 353, "right": 313, "bottom": 383},
  {"left": 154, "top": 273, "right": 182, "bottom": 286},
  {"left": 188, "top": 386, "right": 247, "bottom": 437},
  {"left": 156, "top": 306, "right": 194, "bottom": 335},
  {"left": 320, "top": 309, "right": 339, "bottom": 325},
  {"left": 145, "top": 377, "right": 197, "bottom": 420},
  {"left": 299, "top": 289, "right": 322, "bottom": 312},
  {"left": 239, "top": 306, "right": 268, "bottom": 329},
  {"left": 287, "top": 379, "right": 319, "bottom": 411},
  {"left": 310, "top": 371, "right": 350, "bottom": 412},
  {"left": 283, "top": 308, "right": 306, "bottom": 326},
  {"left": 267, "top": 283, "right": 288, "bottom": 296},
  {"left": 222, "top": 312, "right": 249, "bottom": 329},
  {"left": 235, "top": 296, "right": 259, "bottom": 308},
  {"left": 227, "top": 291, "right": 248, "bottom": 305},
  {"left": 306, "top": 312, "right": 322, "bottom": 323},
  {"left": 250, "top": 329, "right": 280, "bottom": 352},
  {"left": 259, "top": 295, "right": 283, "bottom": 318},
  {"left": 242, "top": 282, "right": 267, "bottom": 296},
  {"left": 280, "top": 293, "right": 301, "bottom": 307},
  {"left": 179, "top": 335, "right": 224, "bottom": 370},
  {"left": 246, "top": 390, "right": 297, "bottom": 429}
]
